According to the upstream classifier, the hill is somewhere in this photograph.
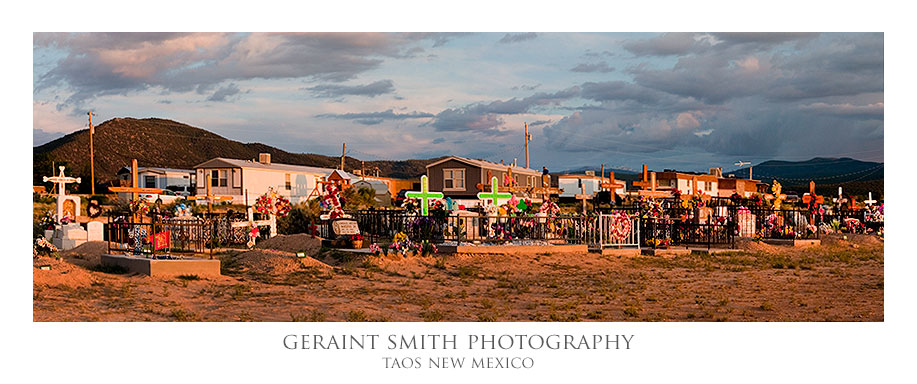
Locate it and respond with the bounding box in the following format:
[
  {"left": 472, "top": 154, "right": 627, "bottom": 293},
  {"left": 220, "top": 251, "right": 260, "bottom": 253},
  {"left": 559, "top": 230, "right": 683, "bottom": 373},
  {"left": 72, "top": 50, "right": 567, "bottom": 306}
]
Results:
[
  {"left": 33, "top": 118, "right": 437, "bottom": 191},
  {"left": 728, "top": 157, "right": 884, "bottom": 198}
]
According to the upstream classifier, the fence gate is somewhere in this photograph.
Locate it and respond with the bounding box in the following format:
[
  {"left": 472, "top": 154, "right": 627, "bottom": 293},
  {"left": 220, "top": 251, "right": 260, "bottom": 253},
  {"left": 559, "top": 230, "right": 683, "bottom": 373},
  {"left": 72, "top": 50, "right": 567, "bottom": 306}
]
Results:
[{"left": 590, "top": 214, "right": 641, "bottom": 250}]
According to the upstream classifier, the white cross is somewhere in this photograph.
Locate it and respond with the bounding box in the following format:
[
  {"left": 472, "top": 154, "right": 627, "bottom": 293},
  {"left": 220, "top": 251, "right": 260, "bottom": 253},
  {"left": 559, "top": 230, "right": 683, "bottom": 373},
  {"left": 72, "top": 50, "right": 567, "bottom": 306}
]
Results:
[
  {"left": 43, "top": 166, "right": 81, "bottom": 224},
  {"left": 864, "top": 192, "right": 877, "bottom": 206}
]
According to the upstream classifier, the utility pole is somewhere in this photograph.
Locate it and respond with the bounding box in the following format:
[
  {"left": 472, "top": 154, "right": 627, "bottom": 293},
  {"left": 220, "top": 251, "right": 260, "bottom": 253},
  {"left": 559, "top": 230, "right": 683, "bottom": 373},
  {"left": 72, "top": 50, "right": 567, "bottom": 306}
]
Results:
[
  {"left": 88, "top": 111, "right": 95, "bottom": 195},
  {"left": 341, "top": 143, "right": 346, "bottom": 170},
  {"left": 735, "top": 161, "right": 752, "bottom": 181},
  {"left": 524, "top": 123, "right": 529, "bottom": 169}
]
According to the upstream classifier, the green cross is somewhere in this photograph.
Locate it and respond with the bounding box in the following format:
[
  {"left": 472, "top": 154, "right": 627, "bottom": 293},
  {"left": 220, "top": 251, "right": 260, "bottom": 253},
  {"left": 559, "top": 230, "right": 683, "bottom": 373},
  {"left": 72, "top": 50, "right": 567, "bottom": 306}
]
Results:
[
  {"left": 477, "top": 176, "right": 513, "bottom": 206},
  {"left": 405, "top": 175, "right": 444, "bottom": 216}
]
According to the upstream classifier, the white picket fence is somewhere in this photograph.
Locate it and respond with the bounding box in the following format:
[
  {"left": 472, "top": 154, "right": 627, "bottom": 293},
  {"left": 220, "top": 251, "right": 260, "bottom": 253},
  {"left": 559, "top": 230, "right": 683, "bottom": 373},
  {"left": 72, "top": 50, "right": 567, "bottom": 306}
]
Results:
[{"left": 592, "top": 214, "right": 641, "bottom": 250}]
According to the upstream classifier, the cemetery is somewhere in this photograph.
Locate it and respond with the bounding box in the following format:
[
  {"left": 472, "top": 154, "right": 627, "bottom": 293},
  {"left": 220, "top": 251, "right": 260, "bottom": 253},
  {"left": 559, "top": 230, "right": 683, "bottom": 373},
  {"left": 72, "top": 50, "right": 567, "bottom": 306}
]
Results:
[{"left": 32, "top": 153, "right": 884, "bottom": 321}]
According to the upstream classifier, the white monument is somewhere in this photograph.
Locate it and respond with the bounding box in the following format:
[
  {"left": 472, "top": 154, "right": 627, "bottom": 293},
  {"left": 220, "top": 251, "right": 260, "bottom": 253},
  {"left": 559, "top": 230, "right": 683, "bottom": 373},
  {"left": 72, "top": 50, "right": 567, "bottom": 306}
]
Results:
[
  {"left": 86, "top": 221, "right": 104, "bottom": 242},
  {"left": 43, "top": 166, "right": 87, "bottom": 250}
]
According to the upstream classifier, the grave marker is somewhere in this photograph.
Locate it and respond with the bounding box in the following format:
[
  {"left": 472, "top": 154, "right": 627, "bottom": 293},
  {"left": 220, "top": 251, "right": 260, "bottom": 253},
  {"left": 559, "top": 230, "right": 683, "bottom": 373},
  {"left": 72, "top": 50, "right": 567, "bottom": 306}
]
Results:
[
  {"left": 43, "top": 166, "right": 81, "bottom": 224},
  {"left": 405, "top": 175, "right": 443, "bottom": 216},
  {"left": 864, "top": 192, "right": 877, "bottom": 206},
  {"left": 477, "top": 176, "right": 513, "bottom": 207},
  {"left": 332, "top": 219, "right": 361, "bottom": 236}
]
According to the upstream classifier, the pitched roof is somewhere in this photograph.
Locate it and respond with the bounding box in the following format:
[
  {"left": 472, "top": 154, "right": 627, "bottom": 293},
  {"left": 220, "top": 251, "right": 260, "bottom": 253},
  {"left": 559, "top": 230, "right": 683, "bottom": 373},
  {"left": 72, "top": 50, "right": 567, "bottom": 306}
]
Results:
[
  {"left": 117, "top": 166, "right": 195, "bottom": 175},
  {"left": 193, "top": 157, "right": 344, "bottom": 175},
  {"left": 426, "top": 155, "right": 541, "bottom": 175}
]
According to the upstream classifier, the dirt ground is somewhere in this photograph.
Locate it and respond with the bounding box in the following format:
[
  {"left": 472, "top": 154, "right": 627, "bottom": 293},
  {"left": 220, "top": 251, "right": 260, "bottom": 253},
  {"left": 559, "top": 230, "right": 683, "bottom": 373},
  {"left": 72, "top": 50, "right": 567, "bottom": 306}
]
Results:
[{"left": 33, "top": 234, "right": 883, "bottom": 322}]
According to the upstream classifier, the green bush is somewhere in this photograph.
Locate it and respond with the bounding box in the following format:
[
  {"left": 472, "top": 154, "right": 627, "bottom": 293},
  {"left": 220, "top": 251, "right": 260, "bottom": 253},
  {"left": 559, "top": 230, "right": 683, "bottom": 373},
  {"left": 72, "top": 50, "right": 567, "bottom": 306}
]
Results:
[{"left": 278, "top": 200, "right": 321, "bottom": 235}]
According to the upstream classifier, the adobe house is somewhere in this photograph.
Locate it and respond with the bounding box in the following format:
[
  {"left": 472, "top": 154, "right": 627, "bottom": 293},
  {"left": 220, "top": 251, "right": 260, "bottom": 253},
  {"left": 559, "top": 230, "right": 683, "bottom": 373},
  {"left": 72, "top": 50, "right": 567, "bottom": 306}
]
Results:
[
  {"left": 424, "top": 156, "right": 542, "bottom": 199},
  {"left": 717, "top": 177, "right": 763, "bottom": 197},
  {"left": 193, "top": 153, "right": 347, "bottom": 205},
  {"left": 654, "top": 169, "right": 719, "bottom": 195}
]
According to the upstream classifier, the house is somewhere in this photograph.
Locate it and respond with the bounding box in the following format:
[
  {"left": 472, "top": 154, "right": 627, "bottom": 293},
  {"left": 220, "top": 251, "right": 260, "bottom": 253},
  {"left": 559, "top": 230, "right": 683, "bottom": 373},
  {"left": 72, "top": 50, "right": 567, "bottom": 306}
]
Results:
[
  {"left": 653, "top": 170, "right": 719, "bottom": 195},
  {"left": 424, "top": 156, "right": 543, "bottom": 201},
  {"left": 357, "top": 175, "right": 420, "bottom": 197},
  {"left": 716, "top": 177, "right": 763, "bottom": 198},
  {"left": 117, "top": 166, "right": 195, "bottom": 189},
  {"left": 192, "top": 153, "right": 345, "bottom": 205},
  {"left": 352, "top": 179, "right": 393, "bottom": 206},
  {"left": 558, "top": 172, "right": 626, "bottom": 199}
]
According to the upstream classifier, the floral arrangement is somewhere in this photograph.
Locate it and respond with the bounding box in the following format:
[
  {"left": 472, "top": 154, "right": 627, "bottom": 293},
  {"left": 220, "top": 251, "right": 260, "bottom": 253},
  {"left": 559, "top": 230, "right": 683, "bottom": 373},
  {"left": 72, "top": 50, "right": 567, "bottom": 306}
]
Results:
[
  {"left": 671, "top": 189, "right": 682, "bottom": 200},
  {"left": 843, "top": 217, "right": 865, "bottom": 233},
  {"left": 174, "top": 203, "right": 193, "bottom": 218},
  {"left": 865, "top": 204, "right": 884, "bottom": 222},
  {"left": 389, "top": 232, "right": 422, "bottom": 256},
  {"left": 129, "top": 199, "right": 150, "bottom": 216},
  {"left": 247, "top": 226, "right": 260, "bottom": 249},
  {"left": 401, "top": 197, "right": 420, "bottom": 215},
  {"left": 87, "top": 200, "right": 103, "bottom": 218},
  {"left": 347, "top": 234, "right": 364, "bottom": 241},
  {"left": 369, "top": 243, "right": 382, "bottom": 255},
  {"left": 539, "top": 200, "right": 560, "bottom": 216},
  {"left": 645, "top": 238, "right": 671, "bottom": 247},
  {"left": 771, "top": 181, "right": 784, "bottom": 210},
  {"left": 806, "top": 224, "right": 818, "bottom": 236},
  {"left": 498, "top": 196, "right": 535, "bottom": 216},
  {"left": 639, "top": 199, "right": 665, "bottom": 220},
  {"left": 254, "top": 187, "right": 292, "bottom": 217},
  {"left": 729, "top": 192, "right": 743, "bottom": 205},
  {"left": 748, "top": 194, "right": 764, "bottom": 207},
  {"left": 33, "top": 236, "right": 58, "bottom": 258},
  {"left": 39, "top": 211, "right": 56, "bottom": 231},
  {"left": 607, "top": 212, "right": 632, "bottom": 242}
]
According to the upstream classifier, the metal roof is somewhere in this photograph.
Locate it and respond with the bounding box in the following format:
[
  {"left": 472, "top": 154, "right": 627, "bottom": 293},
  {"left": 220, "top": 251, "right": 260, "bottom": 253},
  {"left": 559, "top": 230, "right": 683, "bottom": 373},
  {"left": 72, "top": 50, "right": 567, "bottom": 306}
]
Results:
[
  {"left": 193, "top": 157, "right": 350, "bottom": 176},
  {"left": 425, "top": 155, "right": 541, "bottom": 175}
]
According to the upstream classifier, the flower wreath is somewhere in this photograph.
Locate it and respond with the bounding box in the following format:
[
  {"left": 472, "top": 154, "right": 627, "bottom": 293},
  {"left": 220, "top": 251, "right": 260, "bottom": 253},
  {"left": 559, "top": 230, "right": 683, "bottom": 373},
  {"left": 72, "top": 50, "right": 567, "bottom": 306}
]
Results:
[
  {"left": 607, "top": 212, "right": 632, "bottom": 242},
  {"left": 87, "top": 200, "right": 103, "bottom": 218},
  {"left": 254, "top": 188, "right": 292, "bottom": 217},
  {"left": 129, "top": 199, "right": 150, "bottom": 216}
]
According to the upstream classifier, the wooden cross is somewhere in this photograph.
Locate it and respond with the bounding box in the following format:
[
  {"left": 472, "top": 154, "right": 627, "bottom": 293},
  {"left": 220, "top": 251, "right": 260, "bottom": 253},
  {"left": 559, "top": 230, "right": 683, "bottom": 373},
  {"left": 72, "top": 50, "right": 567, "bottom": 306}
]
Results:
[
  {"left": 574, "top": 183, "right": 591, "bottom": 213},
  {"left": 477, "top": 176, "right": 513, "bottom": 207},
  {"left": 186, "top": 173, "right": 232, "bottom": 214},
  {"left": 864, "top": 192, "right": 877, "bottom": 206},
  {"left": 635, "top": 169, "right": 671, "bottom": 199},
  {"left": 109, "top": 159, "right": 162, "bottom": 199},
  {"left": 802, "top": 181, "right": 824, "bottom": 205},
  {"left": 405, "top": 175, "right": 443, "bottom": 216},
  {"left": 43, "top": 166, "right": 81, "bottom": 224}
]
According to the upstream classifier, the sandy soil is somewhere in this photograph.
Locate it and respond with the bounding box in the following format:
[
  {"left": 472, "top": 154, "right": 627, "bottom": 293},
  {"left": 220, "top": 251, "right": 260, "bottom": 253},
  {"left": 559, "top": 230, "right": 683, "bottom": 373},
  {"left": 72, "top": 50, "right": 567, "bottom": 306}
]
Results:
[{"left": 33, "top": 234, "right": 883, "bottom": 322}]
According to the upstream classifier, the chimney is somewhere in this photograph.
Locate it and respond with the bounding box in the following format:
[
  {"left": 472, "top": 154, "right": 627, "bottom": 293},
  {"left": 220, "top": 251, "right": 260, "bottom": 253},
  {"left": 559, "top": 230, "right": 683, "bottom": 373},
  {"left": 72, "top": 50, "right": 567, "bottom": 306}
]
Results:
[
  {"left": 709, "top": 167, "right": 723, "bottom": 178},
  {"left": 259, "top": 153, "right": 271, "bottom": 165},
  {"left": 585, "top": 170, "right": 595, "bottom": 176}
]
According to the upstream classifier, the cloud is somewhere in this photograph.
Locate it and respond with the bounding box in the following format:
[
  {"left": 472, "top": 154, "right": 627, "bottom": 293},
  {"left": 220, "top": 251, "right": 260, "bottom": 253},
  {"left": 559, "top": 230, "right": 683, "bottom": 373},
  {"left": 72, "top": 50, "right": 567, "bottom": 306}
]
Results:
[
  {"left": 33, "top": 129, "right": 65, "bottom": 146},
  {"left": 799, "top": 102, "right": 884, "bottom": 117},
  {"left": 498, "top": 33, "right": 538, "bottom": 44},
  {"left": 306, "top": 80, "right": 395, "bottom": 98},
  {"left": 624, "top": 33, "right": 704, "bottom": 57},
  {"left": 316, "top": 109, "right": 435, "bottom": 120},
  {"left": 34, "top": 32, "right": 446, "bottom": 108},
  {"left": 570, "top": 61, "right": 615, "bottom": 73},
  {"left": 354, "top": 119, "right": 384, "bottom": 125},
  {"left": 432, "top": 138, "right": 445, "bottom": 144},
  {"left": 527, "top": 119, "right": 552, "bottom": 127},
  {"left": 206, "top": 83, "right": 241, "bottom": 102},
  {"left": 428, "top": 88, "right": 579, "bottom": 133},
  {"left": 512, "top": 83, "right": 541, "bottom": 91}
]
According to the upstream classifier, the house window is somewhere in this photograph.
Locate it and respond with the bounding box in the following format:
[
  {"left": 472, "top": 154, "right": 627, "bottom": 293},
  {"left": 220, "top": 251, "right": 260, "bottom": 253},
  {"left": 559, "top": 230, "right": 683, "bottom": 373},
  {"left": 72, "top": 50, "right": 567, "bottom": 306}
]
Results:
[
  {"left": 211, "top": 170, "right": 227, "bottom": 187},
  {"left": 144, "top": 175, "right": 156, "bottom": 188},
  {"left": 705, "top": 182, "right": 712, "bottom": 191},
  {"left": 443, "top": 169, "right": 465, "bottom": 190},
  {"left": 285, "top": 174, "right": 291, "bottom": 190}
]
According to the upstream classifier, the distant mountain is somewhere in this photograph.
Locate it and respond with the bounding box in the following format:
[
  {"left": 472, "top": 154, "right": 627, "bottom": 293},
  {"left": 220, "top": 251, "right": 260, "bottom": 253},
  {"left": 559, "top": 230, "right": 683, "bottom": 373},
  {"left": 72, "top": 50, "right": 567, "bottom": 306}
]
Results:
[
  {"left": 727, "top": 157, "right": 883, "bottom": 184},
  {"left": 727, "top": 157, "right": 884, "bottom": 198},
  {"left": 33, "top": 117, "right": 438, "bottom": 191}
]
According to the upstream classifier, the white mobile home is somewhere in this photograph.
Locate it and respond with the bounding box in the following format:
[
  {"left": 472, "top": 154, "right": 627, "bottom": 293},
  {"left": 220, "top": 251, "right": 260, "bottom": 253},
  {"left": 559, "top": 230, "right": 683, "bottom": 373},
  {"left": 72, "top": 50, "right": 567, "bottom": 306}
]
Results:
[
  {"left": 193, "top": 154, "right": 346, "bottom": 205},
  {"left": 117, "top": 166, "right": 195, "bottom": 189}
]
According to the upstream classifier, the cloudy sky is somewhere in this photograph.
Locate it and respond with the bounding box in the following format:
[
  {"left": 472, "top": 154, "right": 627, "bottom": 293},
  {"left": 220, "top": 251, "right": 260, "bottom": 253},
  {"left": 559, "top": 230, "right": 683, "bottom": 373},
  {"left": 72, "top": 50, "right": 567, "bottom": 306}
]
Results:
[{"left": 33, "top": 32, "right": 883, "bottom": 172}]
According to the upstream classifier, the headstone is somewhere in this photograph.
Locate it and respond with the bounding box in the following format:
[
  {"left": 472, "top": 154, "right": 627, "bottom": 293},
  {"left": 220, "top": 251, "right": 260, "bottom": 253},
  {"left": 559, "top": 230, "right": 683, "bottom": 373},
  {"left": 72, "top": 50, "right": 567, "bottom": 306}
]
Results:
[
  {"left": 332, "top": 219, "right": 360, "bottom": 237},
  {"left": 737, "top": 211, "right": 756, "bottom": 237},
  {"left": 86, "top": 221, "right": 104, "bottom": 242},
  {"left": 449, "top": 210, "right": 479, "bottom": 241},
  {"left": 53, "top": 223, "right": 87, "bottom": 250}
]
